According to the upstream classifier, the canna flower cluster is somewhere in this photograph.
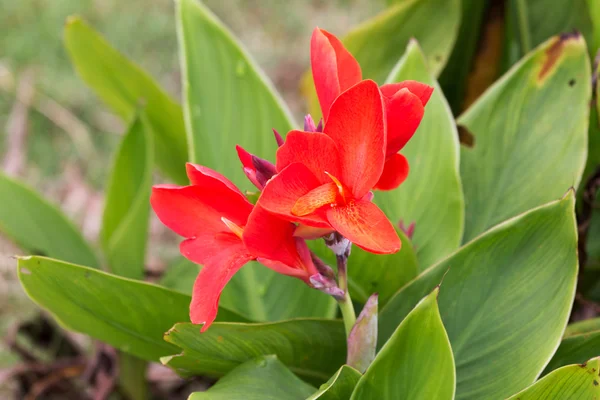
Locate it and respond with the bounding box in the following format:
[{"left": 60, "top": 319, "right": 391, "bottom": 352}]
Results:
[{"left": 151, "top": 28, "right": 432, "bottom": 331}]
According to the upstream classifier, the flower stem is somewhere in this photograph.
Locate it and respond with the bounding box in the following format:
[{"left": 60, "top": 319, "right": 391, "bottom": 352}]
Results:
[{"left": 336, "top": 254, "right": 356, "bottom": 336}]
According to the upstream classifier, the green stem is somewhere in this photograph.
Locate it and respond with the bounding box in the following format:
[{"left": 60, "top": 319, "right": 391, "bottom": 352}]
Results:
[
  {"left": 515, "top": 0, "right": 532, "bottom": 53},
  {"left": 336, "top": 254, "right": 356, "bottom": 336}
]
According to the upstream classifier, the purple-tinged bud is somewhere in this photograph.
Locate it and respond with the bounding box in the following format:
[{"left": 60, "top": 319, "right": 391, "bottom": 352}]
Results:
[
  {"left": 398, "top": 220, "right": 415, "bottom": 240},
  {"left": 304, "top": 114, "right": 317, "bottom": 132},
  {"left": 311, "top": 252, "right": 335, "bottom": 279},
  {"left": 272, "top": 129, "right": 284, "bottom": 147},
  {"left": 316, "top": 118, "right": 323, "bottom": 132},
  {"left": 310, "top": 273, "right": 344, "bottom": 300},
  {"left": 251, "top": 155, "right": 277, "bottom": 188},
  {"left": 324, "top": 232, "right": 351, "bottom": 258},
  {"left": 347, "top": 293, "right": 378, "bottom": 372}
]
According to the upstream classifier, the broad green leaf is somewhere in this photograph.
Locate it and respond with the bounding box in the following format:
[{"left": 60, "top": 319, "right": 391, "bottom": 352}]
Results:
[
  {"left": 163, "top": 319, "right": 345, "bottom": 384},
  {"left": 502, "top": 0, "right": 594, "bottom": 71},
  {"left": 188, "top": 355, "right": 315, "bottom": 400},
  {"left": 543, "top": 330, "right": 600, "bottom": 375},
  {"left": 351, "top": 289, "right": 455, "bottom": 400},
  {"left": 438, "top": 0, "right": 489, "bottom": 114},
  {"left": 379, "top": 193, "right": 578, "bottom": 400},
  {"left": 0, "top": 174, "right": 98, "bottom": 268},
  {"left": 302, "top": 0, "right": 461, "bottom": 118},
  {"left": 65, "top": 17, "right": 188, "bottom": 184},
  {"left": 565, "top": 318, "right": 600, "bottom": 337},
  {"left": 17, "top": 256, "right": 245, "bottom": 362},
  {"left": 177, "top": 0, "right": 294, "bottom": 186},
  {"left": 507, "top": 358, "right": 600, "bottom": 399},
  {"left": 306, "top": 365, "right": 361, "bottom": 400},
  {"left": 310, "top": 229, "right": 417, "bottom": 307},
  {"left": 459, "top": 35, "right": 590, "bottom": 241},
  {"left": 375, "top": 41, "right": 464, "bottom": 269},
  {"left": 100, "top": 114, "right": 153, "bottom": 280}
]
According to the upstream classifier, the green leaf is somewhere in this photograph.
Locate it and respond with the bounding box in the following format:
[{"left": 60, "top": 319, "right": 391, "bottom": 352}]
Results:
[
  {"left": 100, "top": 113, "right": 153, "bottom": 280},
  {"left": 64, "top": 17, "right": 188, "bottom": 184},
  {"left": 543, "top": 330, "right": 600, "bottom": 375},
  {"left": 176, "top": 0, "right": 294, "bottom": 186},
  {"left": 379, "top": 193, "right": 578, "bottom": 400},
  {"left": 502, "top": 0, "right": 594, "bottom": 71},
  {"left": 589, "top": 0, "right": 600, "bottom": 51},
  {"left": 310, "top": 228, "right": 417, "bottom": 307},
  {"left": 459, "top": 35, "right": 591, "bottom": 242},
  {"left": 345, "top": 0, "right": 460, "bottom": 82},
  {"left": 351, "top": 289, "right": 455, "bottom": 400},
  {"left": 162, "top": 319, "right": 346, "bottom": 384},
  {"left": 17, "top": 256, "right": 245, "bottom": 362},
  {"left": 565, "top": 318, "right": 600, "bottom": 337},
  {"left": 188, "top": 355, "right": 315, "bottom": 400},
  {"left": 507, "top": 357, "right": 600, "bottom": 399},
  {"left": 0, "top": 174, "right": 98, "bottom": 268},
  {"left": 306, "top": 365, "right": 361, "bottom": 400},
  {"left": 375, "top": 40, "right": 464, "bottom": 269}
]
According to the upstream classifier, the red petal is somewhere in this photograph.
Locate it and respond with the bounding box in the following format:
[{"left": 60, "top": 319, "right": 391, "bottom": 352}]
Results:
[
  {"left": 374, "top": 153, "right": 410, "bottom": 191},
  {"left": 185, "top": 163, "right": 244, "bottom": 197},
  {"left": 257, "top": 163, "right": 330, "bottom": 227},
  {"left": 324, "top": 80, "right": 386, "bottom": 199},
  {"left": 385, "top": 89, "right": 425, "bottom": 156},
  {"left": 276, "top": 130, "right": 341, "bottom": 183},
  {"left": 311, "top": 28, "right": 362, "bottom": 121},
  {"left": 326, "top": 200, "right": 400, "bottom": 254},
  {"left": 187, "top": 235, "right": 254, "bottom": 331},
  {"left": 292, "top": 182, "right": 338, "bottom": 216},
  {"left": 380, "top": 81, "right": 434, "bottom": 106},
  {"left": 243, "top": 205, "right": 318, "bottom": 279},
  {"left": 151, "top": 182, "right": 252, "bottom": 239}
]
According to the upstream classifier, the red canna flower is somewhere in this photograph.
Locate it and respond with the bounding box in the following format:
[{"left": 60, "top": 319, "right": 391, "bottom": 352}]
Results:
[
  {"left": 310, "top": 27, "right": 434, "bottom": 191},
  {"left": 151, "top": 163, "right": 319, "bottom": 331},
  {"left": 258, "top": 80, "right": 401, "bottom": 254}
]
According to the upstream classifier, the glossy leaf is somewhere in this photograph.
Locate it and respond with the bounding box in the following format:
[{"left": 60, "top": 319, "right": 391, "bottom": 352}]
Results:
[
  {"left": 64, "top": 17, "right": 188, "bottom": 184},
  {"left": 188, "top": 355, "right": 315, "bottom": 400},
  {"left": 351, "top": 289, "right": 455, "bottom": 400},
  {"left": 100, "top": 114, "right": 153, "bottom": 280},
  {"left": 590, "top": 0, "right": 600, "bottom": 51},
  {"left": 380, "top": 193, "right": 578, "bottom": 400},
  {"left": 543, "top": 330, "right": 600, "bottom": 375},
  {"left": 507, "top": 358, "right": 600, "bottom": 399},
  {"left": 565, "top": 318, "right": 600, "bottom": 337},
  {"left": 375, "top": 41, "right": 464, "bottom": 268},
  {"left": 502, "top": 0, "right": 594, "bottom": 71},
  {"left": 459, "top": 35, "right": 590, "bottom": 241},
  {"left": 177, "top": 0, "right": 294, "bottom": 186},
  {"left": 17, "top": 256, "right": 244, "bottom": 362},
  {"left": 310, "top": 228, "right": 417, "bottom": 307},
  {"left": 306, "top": 365, "right": 361, "bottom": 400},
  {"left": 163, "top": 319, "right": 345, "bottom": 384},
  {"left": 0, "top": 174, "right": 98, "bottom": 268}
]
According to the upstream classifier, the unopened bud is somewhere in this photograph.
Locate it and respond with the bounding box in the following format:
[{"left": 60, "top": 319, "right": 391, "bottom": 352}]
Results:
[
  {"left": 347, "top": 293, "right": 378, "bottom": 372},
  {"left": 310, "top": 273, "right": 344, "bottom": 300},
  {"left": 324, "top": 232, "right": 351, "bottom": 258},
  {"left": 251, "top": 155, "right": 277, "bottom": 188},
  {"left": 272, "top": 129, "right": 284, "bottom": 147}
]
